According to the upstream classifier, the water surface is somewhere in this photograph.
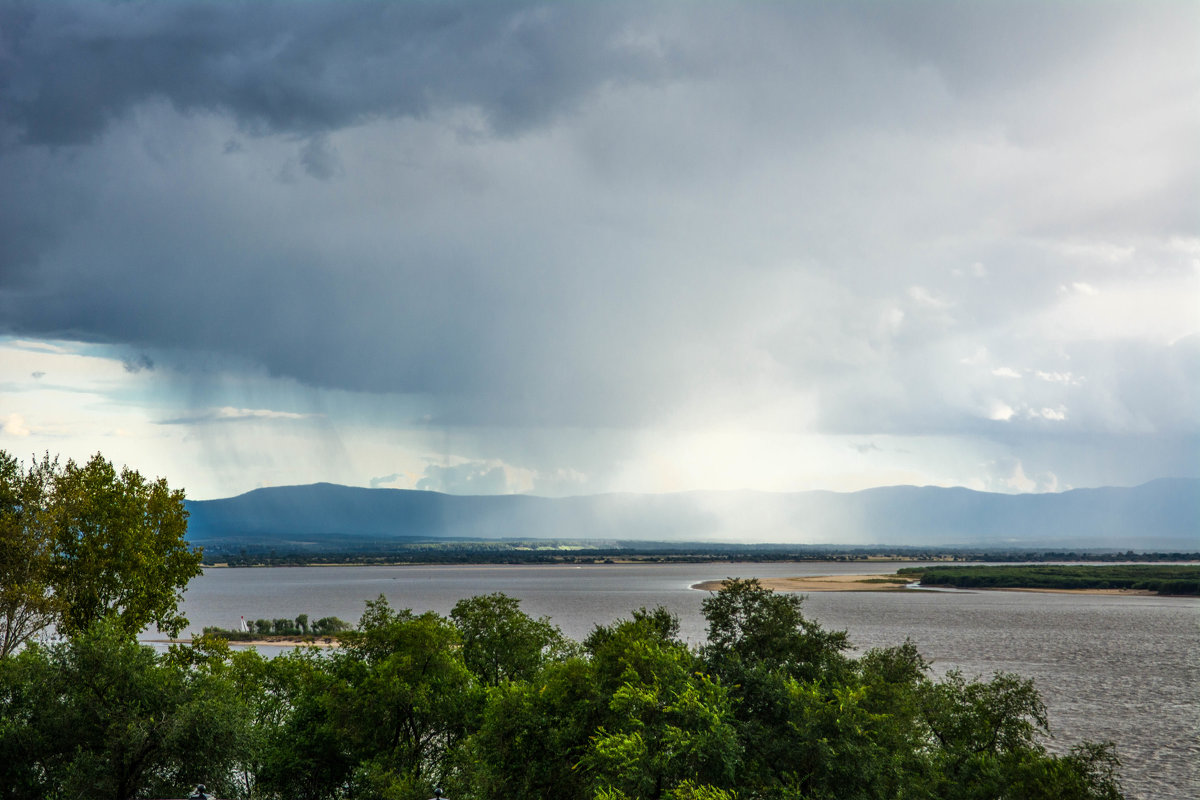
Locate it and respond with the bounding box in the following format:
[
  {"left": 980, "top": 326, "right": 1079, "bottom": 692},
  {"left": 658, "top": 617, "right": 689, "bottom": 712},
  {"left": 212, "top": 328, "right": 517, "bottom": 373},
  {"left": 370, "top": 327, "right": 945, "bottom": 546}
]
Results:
[{"left": 169, "top": 562, "right": 1198, "bottom": 799}]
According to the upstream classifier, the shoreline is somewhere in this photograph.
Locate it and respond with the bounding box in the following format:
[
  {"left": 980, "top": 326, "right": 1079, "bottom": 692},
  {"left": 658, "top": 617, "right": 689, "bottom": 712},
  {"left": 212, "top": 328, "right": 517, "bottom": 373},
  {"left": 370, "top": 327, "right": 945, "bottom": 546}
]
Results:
[
  {"left": 200, "top": 558, "right": 913, "bottom": 569},
  {"left": 145, "top": 637, "right": 342, "bottom": 648},
  {"left": 690, "top": 574, "right": 1163, "bottom": 596},
  {"left": 691, "top": 574, "right": 912, "bottom": 592}
]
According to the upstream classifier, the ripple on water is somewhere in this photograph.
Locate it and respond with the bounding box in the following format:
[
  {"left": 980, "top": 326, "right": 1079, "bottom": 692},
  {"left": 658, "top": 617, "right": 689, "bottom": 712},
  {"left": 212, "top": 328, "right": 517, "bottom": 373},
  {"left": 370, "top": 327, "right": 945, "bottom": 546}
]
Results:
[{"left": 170, "top": 564, "right": 1199, "bottom": 800}]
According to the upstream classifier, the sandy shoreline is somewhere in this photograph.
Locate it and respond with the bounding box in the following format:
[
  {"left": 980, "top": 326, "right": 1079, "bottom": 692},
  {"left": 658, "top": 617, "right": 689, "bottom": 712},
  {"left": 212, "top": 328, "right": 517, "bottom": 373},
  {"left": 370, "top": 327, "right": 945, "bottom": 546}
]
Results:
[
  {"left": 691, "top": 574, "right": 912, "bottom": 592},
  {"left": 146, "top": 637, "right": 342, "bottom": 648},
  {"left": 690, "top": 574, "right": 1161, "bottom": 596}
]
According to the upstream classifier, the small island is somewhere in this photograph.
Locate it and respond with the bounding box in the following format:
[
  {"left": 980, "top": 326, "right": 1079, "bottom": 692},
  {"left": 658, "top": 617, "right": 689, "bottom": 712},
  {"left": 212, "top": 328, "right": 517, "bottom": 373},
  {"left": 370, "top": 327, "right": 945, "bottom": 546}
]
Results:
[
  {"left": 896, "top": 564, "right": 1200, "bottom": 595},
  {"left": 694, "top": 564, "right": 1200, "bottom": 596},
  {"left": 200, "top": 613, "right": 351, "bottom": 643}
]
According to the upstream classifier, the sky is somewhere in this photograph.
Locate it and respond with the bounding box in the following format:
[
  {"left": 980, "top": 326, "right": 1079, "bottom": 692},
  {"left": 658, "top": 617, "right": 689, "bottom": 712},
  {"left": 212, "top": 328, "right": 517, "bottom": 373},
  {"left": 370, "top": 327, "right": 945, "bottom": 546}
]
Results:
[{"left": 0, "top": 1, "right": 1197, "bottom": 501}]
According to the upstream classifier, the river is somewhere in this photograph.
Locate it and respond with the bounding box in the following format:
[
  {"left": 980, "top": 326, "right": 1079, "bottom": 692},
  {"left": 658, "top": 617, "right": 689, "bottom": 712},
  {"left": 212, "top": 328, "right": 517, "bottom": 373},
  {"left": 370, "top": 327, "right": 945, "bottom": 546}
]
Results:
[{"left": 164, "top": 562, "right": 1199, "bottom": 799}]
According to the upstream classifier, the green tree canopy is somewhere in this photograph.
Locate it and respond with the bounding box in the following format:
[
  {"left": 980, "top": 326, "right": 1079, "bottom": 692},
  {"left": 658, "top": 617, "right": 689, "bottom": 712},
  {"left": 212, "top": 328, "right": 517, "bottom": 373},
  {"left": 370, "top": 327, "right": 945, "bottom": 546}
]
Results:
[
  {"left": 450, "top": 591, "right": 575, "bottom": 685},
  {"left": 51, "top": 453, "right": 201, "bottom": 638},
  {"left": 0, "top": 453, "right": 57, "bottom": 658},
  {"left": 0, "top": 621, "right": 250, "bottom": 800},
  {"left": 0, "top": 511, "right": 1133, "bottom": 800},
  {"left": 700, "top": 577, "right": 850, "bottom": 682},
  {"left": 0, "top": 450, "right": 201, "bottom": 652}
]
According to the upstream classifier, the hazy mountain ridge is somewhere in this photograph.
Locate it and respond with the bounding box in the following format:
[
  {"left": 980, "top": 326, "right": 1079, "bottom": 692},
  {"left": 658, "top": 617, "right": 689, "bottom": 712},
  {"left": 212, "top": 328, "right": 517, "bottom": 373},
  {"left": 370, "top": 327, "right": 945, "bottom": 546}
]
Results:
[{"left": 183, "top": 478, "right": 1199, "bottom": 549}]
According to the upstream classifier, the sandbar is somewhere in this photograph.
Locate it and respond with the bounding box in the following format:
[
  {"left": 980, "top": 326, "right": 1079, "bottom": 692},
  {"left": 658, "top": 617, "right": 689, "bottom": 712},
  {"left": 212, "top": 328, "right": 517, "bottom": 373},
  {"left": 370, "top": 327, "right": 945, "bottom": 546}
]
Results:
[
  {"left": 690, "top": 575, "right": 1162, "bottom": 596},
  {"left": 691, "top": 574, "right": 912, "bottom": 592}
]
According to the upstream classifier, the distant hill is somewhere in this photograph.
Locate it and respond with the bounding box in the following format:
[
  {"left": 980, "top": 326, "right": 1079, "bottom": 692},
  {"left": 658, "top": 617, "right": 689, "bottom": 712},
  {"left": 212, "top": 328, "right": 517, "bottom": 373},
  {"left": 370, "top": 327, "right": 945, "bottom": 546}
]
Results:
[{"left": 183, "top": 478, "right": 1199, "bottom": 550}]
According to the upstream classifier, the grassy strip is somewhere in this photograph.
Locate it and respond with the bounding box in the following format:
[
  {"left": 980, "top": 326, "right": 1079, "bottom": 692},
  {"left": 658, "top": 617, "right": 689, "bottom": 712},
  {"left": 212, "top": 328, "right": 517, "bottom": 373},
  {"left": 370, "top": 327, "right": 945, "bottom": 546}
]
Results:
[{"left": 896, "top": 564, "right": 1200, "bottom": 595}]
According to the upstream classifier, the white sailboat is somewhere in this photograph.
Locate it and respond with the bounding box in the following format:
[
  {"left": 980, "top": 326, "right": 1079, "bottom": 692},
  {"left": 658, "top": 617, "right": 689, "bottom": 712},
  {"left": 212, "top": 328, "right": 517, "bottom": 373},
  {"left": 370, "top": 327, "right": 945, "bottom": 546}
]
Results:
[{"left": 239, "top": 616, "right": 249, "bottom": 633}]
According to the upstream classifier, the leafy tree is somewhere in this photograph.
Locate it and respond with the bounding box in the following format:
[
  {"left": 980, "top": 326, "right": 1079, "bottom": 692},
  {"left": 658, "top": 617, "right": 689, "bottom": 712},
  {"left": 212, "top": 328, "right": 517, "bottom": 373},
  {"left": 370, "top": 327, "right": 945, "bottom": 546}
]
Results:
[
  {"left": 312, "top": 616, "right": 350, "bottom": 636},
  {"left": 1, "top": 451, "right": 201, "bottom": 651},
  {"left": 585, "top": 606, "right": 685, "bottom": 690},
  {"left": 243, "top": 646, "right": 347, "bottom": 800},
  {"left": 583, "top": 643, "right": 739, "bottom": 800},
  {"left": 699, "top": 579, "right": 853, "bottom": 792},
  {"left": 917, "top": 668, "right": 1093, "bottom": 799},
  {"left": 466, "top": 656, "right": 603, "bottom": 800},
  {"left": 701, "top": 577, "right": 849, "bottom": 683},
  {"left": 920, "top": 669, "right": 1048, "bottom": 776},
  {"left": 263, "top": 673, "right": 346, "bottom": 798},
  {"left": 851, "top": 641, "right": 939, "bottom": 794},
  {"left": 1001, "top": 741, "right": 1124, "bottom": 800},
  {"left": 0, "top": 453, "right": 57, "bottom": 658},
  {"left": 259, "top": 597, "right": 479, "bottom": 800},
  {"left": 340, "top": 597, "right": 478, "bottom": 792},
  {"left": 0, "top": 621, "right": 250, "bottom": 800},
  {"left": 50, "top": 454, "right": 200, "bottom": 638},
  {"left": 0, "top": 637, "right": 53, "bottom": 798},
  {"left": 450, "top": 591, "right": 575, "bottom": 685}
]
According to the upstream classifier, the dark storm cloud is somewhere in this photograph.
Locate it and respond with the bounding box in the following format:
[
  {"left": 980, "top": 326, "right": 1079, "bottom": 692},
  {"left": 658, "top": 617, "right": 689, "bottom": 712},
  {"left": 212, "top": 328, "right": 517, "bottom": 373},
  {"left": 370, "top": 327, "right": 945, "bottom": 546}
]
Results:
[
  {"left": 122, "top": 353, "right": 154, "bottom": 373},
  {"left": 0, "top": 0, "right": 1195, "bottom": 444},
  {"left": 3, "top": 2, "right": 1172, "bottom": 147},
  {"left": 0, "top": 0, "right": 673, "bottom": 146}
]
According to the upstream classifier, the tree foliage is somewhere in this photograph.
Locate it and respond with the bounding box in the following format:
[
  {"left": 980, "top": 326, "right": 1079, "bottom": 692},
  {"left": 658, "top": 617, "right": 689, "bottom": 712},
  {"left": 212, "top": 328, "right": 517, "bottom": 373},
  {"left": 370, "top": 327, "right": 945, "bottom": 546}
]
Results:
[
  {"left": 0, "top": 621, "right": 249, "bottom": 800},
  {"left": 898, "top": 564, "right": 1200, "bottom": 595},
  {"left": 0, "top": 478, "right": 1132, "bottom": 800},
  {"left": 0, "top": 453, "right": 57, "bottom": 658},
  {"left": 450, "top": 591, "right": 576, "bottom": 685},
  {"left": 0, "top": 451, "right": 201, "bottom": 650},
  {"left": 50, "top": 453, "right": 201, "bottom": 637}
]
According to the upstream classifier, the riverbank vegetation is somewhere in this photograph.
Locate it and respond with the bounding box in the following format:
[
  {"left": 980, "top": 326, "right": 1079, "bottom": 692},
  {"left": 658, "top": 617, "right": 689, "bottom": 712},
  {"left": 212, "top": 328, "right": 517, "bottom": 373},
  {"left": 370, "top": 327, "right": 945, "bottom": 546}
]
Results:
[
  {"left": 196, "top": 538, "right": 1200, "bottom": 567},
  {"left": 0, "top": 451, "right": 1132, "bottom": 798},
  {"left": 0, "top": 451, "right": 201, "bottom": 658},
  {"left": 0, "top": 582, "right": 1127, "bottom": 800},
  {"left": 897, "top": 564, "right": 1200, "bottom": 595},
  {"left": 202, "top": 614, "right": 352, "bottom": 642}
]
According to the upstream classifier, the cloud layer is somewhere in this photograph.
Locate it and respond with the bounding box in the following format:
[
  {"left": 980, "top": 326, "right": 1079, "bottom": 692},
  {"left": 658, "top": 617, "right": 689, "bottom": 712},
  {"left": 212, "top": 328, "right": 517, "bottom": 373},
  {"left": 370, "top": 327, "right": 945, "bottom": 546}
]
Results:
[{"left": 1, "top": 1, "right": 1196, "bottom": 498}]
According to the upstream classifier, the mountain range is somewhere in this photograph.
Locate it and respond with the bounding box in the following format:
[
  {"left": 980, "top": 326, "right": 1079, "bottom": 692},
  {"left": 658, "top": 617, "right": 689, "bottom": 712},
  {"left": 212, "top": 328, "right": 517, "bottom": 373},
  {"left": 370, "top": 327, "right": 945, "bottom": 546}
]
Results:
[{"left": 184, "top": 478, "right": 1199, "bottom": 550}]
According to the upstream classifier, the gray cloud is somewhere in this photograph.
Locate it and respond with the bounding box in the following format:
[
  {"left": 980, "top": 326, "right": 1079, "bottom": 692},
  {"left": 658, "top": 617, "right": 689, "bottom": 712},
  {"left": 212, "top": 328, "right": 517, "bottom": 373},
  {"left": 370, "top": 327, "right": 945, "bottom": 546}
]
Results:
[
  {"left": 0, "top": 0, "right": 1195, "bottom": 472},
  {"left": 369, "top": 472, "right": 402, "bottom": 489},
  {"left": 157, "top": 406, "right": 319, "bottom": 425},
  {"left": 298, "top": 134, "right": 340, "bottom": 181},
  {"left": 416, "top": 461, "right": 518, "bottom": 495},
  {"left": 122, "top": 353, "right": 154, "bottom": 373},
  {"left": 0, "top": 1, "right": 675, "bottom": 146}
]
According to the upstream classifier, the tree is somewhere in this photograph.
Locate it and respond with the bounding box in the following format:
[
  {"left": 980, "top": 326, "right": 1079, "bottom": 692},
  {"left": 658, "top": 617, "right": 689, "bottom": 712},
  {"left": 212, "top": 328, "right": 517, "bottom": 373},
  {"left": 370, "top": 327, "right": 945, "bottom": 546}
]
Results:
[
  {"left": 49, "top": 453, "right": 202, "bottom": 638},
  {"left": 311, "top": 616, "right": 350, "bottom": 636},
  {"left": 699, "top": 579, "right": 853, "bottom": 791},
  {"left": 700, "top": 577, "right": 849, "bottom": 683},
  {"left": 0, "top": 453, "right": 57, "bottom": 658},
  {"left": 1, "top": 450, "right": 204, "bottom": 651},
  {"left": 450, "top": 592, "right": 575, "bottom": 685},
  {"left": 0, "top": 621, "right": 250, "bottom": 800},
  {"left": 583, "top": 648, "right": 739, "bottom": 800},
  {"left": 465, "top": 656, "right": 603, "bottom": 800},
  {"left": 257, "top": 597, "right": 480, "bottom": 800}
]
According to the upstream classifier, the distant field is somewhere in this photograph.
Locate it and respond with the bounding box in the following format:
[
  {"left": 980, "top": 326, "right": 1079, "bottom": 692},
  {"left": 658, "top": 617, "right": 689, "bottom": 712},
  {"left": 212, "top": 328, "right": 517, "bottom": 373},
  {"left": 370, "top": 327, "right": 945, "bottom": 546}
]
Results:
[{"left": 897, "top": 564, "right": 1200, "bottom": 595}]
